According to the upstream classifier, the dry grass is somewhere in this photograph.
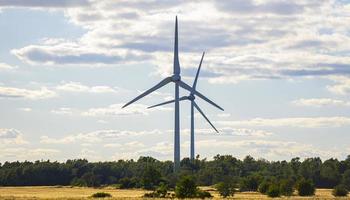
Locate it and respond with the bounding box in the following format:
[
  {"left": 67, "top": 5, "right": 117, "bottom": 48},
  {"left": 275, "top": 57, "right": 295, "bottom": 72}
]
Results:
[{"left": 0, "top": 186, "right": 348, "bottom": 199}]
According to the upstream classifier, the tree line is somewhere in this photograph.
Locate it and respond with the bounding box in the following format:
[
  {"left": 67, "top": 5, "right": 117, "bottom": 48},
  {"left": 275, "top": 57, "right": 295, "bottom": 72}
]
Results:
[{"left": 0, "top": 155, "right": 350, "bottom": 191}]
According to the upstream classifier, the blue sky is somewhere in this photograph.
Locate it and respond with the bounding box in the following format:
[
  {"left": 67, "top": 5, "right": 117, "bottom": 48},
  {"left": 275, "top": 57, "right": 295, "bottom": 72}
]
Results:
[{"left": 1, "top": 0, "right": 350, "bottom": 162}]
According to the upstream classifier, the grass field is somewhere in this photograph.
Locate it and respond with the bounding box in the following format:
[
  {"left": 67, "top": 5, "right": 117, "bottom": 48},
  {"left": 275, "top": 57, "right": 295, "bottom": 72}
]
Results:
[{"left": 0, "top": 186, "right": 347, "bottom": 199}]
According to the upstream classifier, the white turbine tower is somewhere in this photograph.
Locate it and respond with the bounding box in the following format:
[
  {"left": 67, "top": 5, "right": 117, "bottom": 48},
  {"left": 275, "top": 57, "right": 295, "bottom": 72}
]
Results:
[
  {"left": 148, "top": 52, "right": 221, "bottom": 160},
  {"left": 122, "top": 17, "right": 223, "bottom": 172}
]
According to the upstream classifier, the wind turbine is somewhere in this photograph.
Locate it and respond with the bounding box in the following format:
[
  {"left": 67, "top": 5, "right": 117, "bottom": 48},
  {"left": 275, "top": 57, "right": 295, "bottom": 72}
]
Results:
[
  {"left": 148, "top": 52, "right": 220, "bottom": 160},
  {"left": 122, "top": 17, "right": 224, "bottom": 172}
]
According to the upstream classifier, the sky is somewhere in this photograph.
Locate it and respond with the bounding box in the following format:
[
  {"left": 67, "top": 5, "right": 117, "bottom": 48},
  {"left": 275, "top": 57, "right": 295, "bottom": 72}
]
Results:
[{"left": 1, "top": 0, "right": 350, "bottom": 163}]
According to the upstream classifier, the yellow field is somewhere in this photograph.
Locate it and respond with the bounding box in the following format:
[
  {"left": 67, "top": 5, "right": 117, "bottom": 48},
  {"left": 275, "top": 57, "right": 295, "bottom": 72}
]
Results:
[{"left": 0, "top": 186, "right": 348, "bottom": 199}]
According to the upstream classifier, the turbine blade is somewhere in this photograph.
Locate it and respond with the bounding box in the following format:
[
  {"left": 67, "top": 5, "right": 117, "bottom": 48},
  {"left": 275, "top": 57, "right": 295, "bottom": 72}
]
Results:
[
  {"left": 147, "top": 96, "right": 188, "bottom": 109},
  {"left": 178, "top": 80, "right": 193, "bottom": 92},
  {"left": 178, "top": 80, "right": 224, "bottom": 111},
  {"left": 173, "top": 16, "right": 180, "bottom": 75},
  {"left": 192, "top": 52, "right": 205, "bottom": 91},
  {"left": 193, "top": 101, "right": 219, "bottom": 133},
  {"left": 122, "top": 77, "right": 172, "bottom": 108}
]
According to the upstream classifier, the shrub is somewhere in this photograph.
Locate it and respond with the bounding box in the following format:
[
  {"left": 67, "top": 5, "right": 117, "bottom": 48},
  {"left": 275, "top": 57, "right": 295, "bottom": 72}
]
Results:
[
  {"left": 175, "top": 176, "right": 197, "bottom": 198},
  {"left": 297, "top": 179, "right": 315, "bottom": 196},
  {"left": 267, "top": 184, "right": 280, "bottom": 198},
  {"left": 216, "top": 181, "right": 235, "bottom": 198},
  {"left": 91, "top": 192, "right": 112, "bottom": 198},
  {"left": 258, "top": 180, "right": 271, "bottom": 194},
  {"left": 342, "top": 169, "right": 350, "bottom": 190},
  {"left": 332, "top": 184, "right": 348, "bottom": 197},
  {"left": 196, "top": 189, "right": 213, "bottom": 199},
  {"left": 119, "top": 177, "right": 137, "bottom": 189},
  {"left": 239, "top": 174, "right": 262, "bottom": 191},
  {"left": 70, "top": 177, "right": 87, "bottom": 187},
  {"left": 141, "top": 166, "right": 162, "bottom": 190},
  {"left": 279, "top": 179, "right": 294, "bottom": 196}
]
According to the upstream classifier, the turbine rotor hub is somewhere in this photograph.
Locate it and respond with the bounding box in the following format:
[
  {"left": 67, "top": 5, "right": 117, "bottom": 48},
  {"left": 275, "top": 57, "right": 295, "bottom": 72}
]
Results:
[
  {"left": 188, "top": 95, "right": 195, "bottom": 100},
  {"left": 172, "top": 74, "right": 181, "bottom": 82}
]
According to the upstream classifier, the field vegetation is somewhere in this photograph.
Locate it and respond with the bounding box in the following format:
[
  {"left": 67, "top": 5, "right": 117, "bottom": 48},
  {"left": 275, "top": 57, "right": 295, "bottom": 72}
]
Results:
[{"left": 0, "top": 155, "right": 349, "bottom": 199}]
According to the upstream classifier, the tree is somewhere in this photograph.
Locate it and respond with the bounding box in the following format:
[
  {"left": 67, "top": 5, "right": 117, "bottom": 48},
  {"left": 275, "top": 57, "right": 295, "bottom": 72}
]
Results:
[
  {"left": 297, "top": 179, "right": 315, "bottom": 196},
  {"left": 119, "top": 177, "right": 136, "bottom": 189},
  {"left": 258, "top": 180, "right": 271, "bottom": 194},
  {"left": 81, "top": 172, "right": 101, "bottom": 187},
  {"left": 342, "top": 169, "right": 350, "bottom": 190},
  {"left": 332, "top": 184, "right": 348, "bottom": 197},
  {"left": 267, "top": 184, "right": 280, "bottom": 198},
  {"left": 320, "top": 159, "right": 341, "bottom": 188},
  {"left": 141, "top": 166, "right": 161, "bottom": 190},
  {"left": 216, "top": 181, "right": 235, "bottom": 198},
  {"left": 239, "top": 174, "right": 262, "bottom": 191},
  {"left": 175, "top": 176, "right": 197, "bottom": 198},
  {"left": 279, "top": 179, "right": 294, "bottom": 196},
  {"left": 143, "top": 182, "right": 169, "bottom": 198}
]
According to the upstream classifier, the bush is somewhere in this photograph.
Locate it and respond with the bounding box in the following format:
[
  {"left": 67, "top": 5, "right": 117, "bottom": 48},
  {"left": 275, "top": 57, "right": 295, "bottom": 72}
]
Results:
[
  {"left": 332, "top": 184, "right": 348, "bottom": 197},
  {"left": 174, "top": 176, "right": 212, "bottom": 199},
  {"left": 175, "top": 176, "right": 197, "bottom": 198},
  {"left": 258, "top": 180, "right": 271, "bottom": 194},
  {"left": 267, "top": 184, "right": 280, "bottom": 198},
  {"left": 216, "top": 181, "right": 235, "bottom": 198},
  {"left": 279, "top": 179, "right": 294, "bottom": 196},
  {"left": 239, "top": 174, "right": 262, "bottom": 191},
  {"left": 196, "top": 189, "right": 213, "bottom": 199},
  {"left": 119, "top": 177, "right": 137, "bottom": 189},
  {"left": 91, "top": 192, "right": 112, "bottom": 198},
  {"left": 342, "top": 169, "right": 350, "bottom": 190},
  {"left": 297, "top": 179, "right": 315, "bottom": 196},
  {"left": 70, "top": 177, "right": 87, "bottom": 187},
  {"left": 141, "top": 166, "right": 162, "bottom": 190}
]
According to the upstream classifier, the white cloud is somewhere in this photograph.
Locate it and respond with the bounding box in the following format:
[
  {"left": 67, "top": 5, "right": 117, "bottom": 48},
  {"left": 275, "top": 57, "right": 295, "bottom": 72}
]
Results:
[
  {"left": 180, "top": 127, "right": 273, "bottom": 137},
  {"left": 40, "top": 135, "right": 75, "bottom": 144},
  {"left": 103, "top": 143, "right": 121, "bottom": 148},
  {"left": 217, "top": 113, "right": 231, "bottom": 118},
  {"left": 327, "top": 76, "right": 350, "bottom": 95},
  {"left": 195, "top": 139, "right": 343, "bottom": 159},
  {"left": 292, "top": 98, "right": 350, "bottom": 107},
  {"left": 11, "top": 43, "right": 148, "bottom": 66},
  {"left": 217, "top": 117, "right": 350, "bottom": 128},
  {"left": 0, "top": 148, "right": 60, "bottom": 161},
  {"left": 0, "top": 62, "right": 16, "bottom": 70},
  {"left": 51, "top": 108, "right": 73, "bottom": 115},
  {"left": 56, "top": 81, "right": 122, "bottom": 94},
  {"left": 82, "top": 103, "right": 172, "bottom": 117},
  {"left": 6, "top": 0, "right": 350, "bottom": 85},
  {"left": 51, "top": 107, "right": 73, "bottom": 115},
  {"left": 0, "top": 86, "right": 57, "bottom": 100},
  {"left": 0, "top": 128, "right": 28, "bottom": 145},
  {"left": 40, "top": 129, "right": 163, "bottom": 144},
  {"left": 18, "top": 107, "right": 32, "bottom": 112},
  {"left": 0, "top": 0, "right": 90, "bottom": 8},
  {"left": 97, "top": 119, "right": 108, "bottom": 124}
]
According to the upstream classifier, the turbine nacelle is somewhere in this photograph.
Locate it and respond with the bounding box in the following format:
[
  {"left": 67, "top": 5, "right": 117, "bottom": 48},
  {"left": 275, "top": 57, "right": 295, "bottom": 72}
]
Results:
[
  {"left": 188, "top": 94, "right": 195, "bottom": 101},
  {"left": 172, "top": 74, "right": 181, "bottom": 82}
]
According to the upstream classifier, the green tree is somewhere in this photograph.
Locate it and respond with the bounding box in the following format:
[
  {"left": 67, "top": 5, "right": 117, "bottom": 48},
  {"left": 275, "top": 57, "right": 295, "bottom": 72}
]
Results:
[
  {"left": 239, "top": 174, "right": 262, "bottom": 191},
  {"left": 216, "top": 181, "right": 235, "bottom": 198},
  {"left": 141, "top": 166, "right": 161, "bottom": 190},
  {"left": 258, "top": 180, "right": 271, "bottom": 194},
  {"left": 342, "top": 169, "right": 350, "bottom": 190},
  {"left": 267, "top": 184, "right": 280, "bottom": 198},
  {"left": 297, "top": 179, "right": 315, "bottom": 196},
  {"left": 175, "top": 176, "right": 197, "bottom": 198},
  {"left": 279, "top": 179, "right": 294, "bottom": 196},
  {"left": 332, "top": 184, "right": 348, "bottom": 197}
]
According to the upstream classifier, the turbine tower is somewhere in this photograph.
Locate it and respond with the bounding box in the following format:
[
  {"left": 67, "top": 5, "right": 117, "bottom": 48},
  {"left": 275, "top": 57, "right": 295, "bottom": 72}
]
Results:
[
  {"left": 148, "top": 52, "right": 221, "bottom": 160},
  {"left": 122, "top": 17, "right": 223, "bottom": 172}
]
